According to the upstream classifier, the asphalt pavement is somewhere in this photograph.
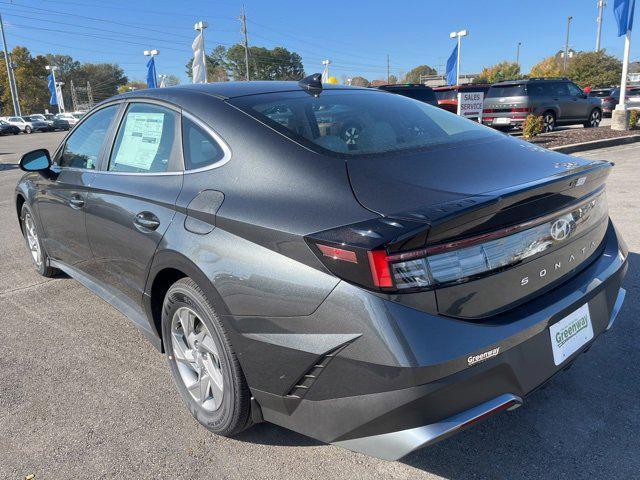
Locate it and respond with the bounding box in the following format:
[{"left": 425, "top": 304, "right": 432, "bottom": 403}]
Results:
[{"left": 0, "top": 132, "right": 638, "bottom": 480}]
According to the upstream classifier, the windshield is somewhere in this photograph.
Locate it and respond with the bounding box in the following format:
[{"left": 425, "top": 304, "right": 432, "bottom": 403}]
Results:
[
  {"left": 589, "top": 89, "right": 612, "bottom": 97},
  {"left": 487, "top": 84, "right": 526, "bottom": 98},
  {"left": 230, "top": 90, "right": 500, "bottom": 156},
  {"left": 435, "top": 90, "right": 457, "bottom": 101}
]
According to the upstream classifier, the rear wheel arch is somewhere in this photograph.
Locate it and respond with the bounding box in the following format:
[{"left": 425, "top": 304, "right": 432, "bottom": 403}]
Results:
[
  {"left": 15, "top": 194, "right": 26, "bottom": 229},
  {"left": 145, "top": 251, "right": 232, "bottom": 352}
]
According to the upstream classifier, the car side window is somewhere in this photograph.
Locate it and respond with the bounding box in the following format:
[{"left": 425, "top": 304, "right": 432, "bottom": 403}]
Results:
[
  {"left": 182, "top": 117, "right": 225, "bottom": 170},
  {"left": 109, "top": 103, "right": 179, "bottom": 173},
  {"left": 567, "top": 83, "right": 583, "bottom": 97},
  {"left": 59, "top": 105, "right": 118, "bottom": 169}
]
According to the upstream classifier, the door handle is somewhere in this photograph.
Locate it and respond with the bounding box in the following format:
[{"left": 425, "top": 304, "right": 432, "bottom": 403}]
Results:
[
  {"left": 134, "top": 212, "right": 160, "bottom": 231},
  {"left": 69, "top": 195, "right": 85, "bottom": 209}
]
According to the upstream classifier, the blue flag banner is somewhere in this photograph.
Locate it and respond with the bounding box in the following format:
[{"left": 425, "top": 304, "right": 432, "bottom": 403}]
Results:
[
  {"left": 47, "top": 73, "right": 57, "bottom": 105},
  {"left": 614, "top": 0, "right": 636, "bottom": 36},
  {"left": 146, "top": 57, "right": 157, "bottom": 88},
  {"left": 446, "top": 44, "right": 458, "bottom": 85}
]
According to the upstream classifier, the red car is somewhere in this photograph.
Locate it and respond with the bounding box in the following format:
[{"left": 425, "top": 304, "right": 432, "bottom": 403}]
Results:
[{"left": 433, "top": 84, "right": 491, "bottom": 113}]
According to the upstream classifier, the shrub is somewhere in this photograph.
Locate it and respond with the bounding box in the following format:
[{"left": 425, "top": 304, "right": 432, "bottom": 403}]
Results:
[
  {"left": 522, "top": 114, "right": 544, "bottom": 139},
  {"left": 630, "top": 110, "right": 639, "bottom": 130}
]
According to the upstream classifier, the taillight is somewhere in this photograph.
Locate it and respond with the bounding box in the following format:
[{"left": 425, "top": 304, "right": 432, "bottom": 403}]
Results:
[
  {"left": 307, "top": 190, "right": 607, "bottom": 293},
  {"left": 510, "top": 107, "right": 531, "bottom": 113},
  {"left": 483, "top": 108, "right": 494, "bottom": 113}
]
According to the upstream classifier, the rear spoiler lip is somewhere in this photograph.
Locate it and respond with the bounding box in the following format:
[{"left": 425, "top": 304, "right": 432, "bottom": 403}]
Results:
[{"left": 384, "top": 160, "right": 612, "bottom": 245}]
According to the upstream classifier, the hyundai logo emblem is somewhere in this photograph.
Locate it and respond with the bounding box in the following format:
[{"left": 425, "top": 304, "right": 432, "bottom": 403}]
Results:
[{"left": 550, "top": 219, "right": 571, "bottom": 241}]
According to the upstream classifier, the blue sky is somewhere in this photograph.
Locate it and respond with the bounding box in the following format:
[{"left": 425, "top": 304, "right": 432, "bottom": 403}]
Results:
[{"left": 1, "top": 0, "right": 636, "bottom": 91}]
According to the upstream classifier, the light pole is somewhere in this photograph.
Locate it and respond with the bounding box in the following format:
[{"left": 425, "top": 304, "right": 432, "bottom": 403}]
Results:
[
  {"left": 144, "top": 49, "right": 159, "bottom": 87},
  {"left": 516, "top": 42, "right": 522, "bottom": 68},
  {"left": 596, "top": 0, "right": 606, "bottom": 52},
  {"left": 45, "top": 65, "right": 65, "bottom": 113},
  {"left": 563, "top": 16, "right": 572, "bottom": 73},
  {"left": 321, "top": 59, "right": 331, "bottom": 83},
  {"left": 450, "top": 30, "right": 468, "bottom": 85},
  {"left": 0, "top": 13, "right": 20, "bottom": 116},
  {"left": 194, "top": 21, "right": 208, "bottom": 83}
]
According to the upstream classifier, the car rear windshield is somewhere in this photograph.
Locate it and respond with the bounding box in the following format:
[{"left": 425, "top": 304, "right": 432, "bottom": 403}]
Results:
[
  {"left": 486, "top": 84, "right": 526, "bottom": 98},
  {"left": 229, "top": 90, "right": 500, "bottom": 156},
  {"left": 590, "top": 89, "right": 612, "bottom": 97},
  {"left": 435, "top": 90, "right": 457, "bottom": 101}
]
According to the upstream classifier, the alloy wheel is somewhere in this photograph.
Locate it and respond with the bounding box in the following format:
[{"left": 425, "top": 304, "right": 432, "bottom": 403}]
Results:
[
  {"left": 543, "top": 113, "right": 555, "bottom": 133},
  {"left": 171, "top": 306, "right": 224, "bottom": 412},
  {"left": 24, "top": 212, "right": 42, "bottom": 267},
  {"left": 590, "top": 110, "right": 602, "bottom": 128}
]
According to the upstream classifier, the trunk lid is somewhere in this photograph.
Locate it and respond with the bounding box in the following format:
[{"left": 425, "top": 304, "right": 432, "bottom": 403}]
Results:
[{"left": 346, "top": 136, "right": 613, "bottom": 319}]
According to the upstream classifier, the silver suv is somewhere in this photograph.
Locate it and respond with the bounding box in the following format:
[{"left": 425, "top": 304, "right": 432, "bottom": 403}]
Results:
[{"left": 482, "top": 78, "right": 602, "bottom": 132}]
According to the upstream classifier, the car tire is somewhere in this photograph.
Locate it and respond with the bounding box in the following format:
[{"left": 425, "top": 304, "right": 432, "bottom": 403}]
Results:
[
  {"left": 584, "top": 108, "right": 602, "bottom": 128},
  {"left": 13, "top": 131, "right": 19, "bottom": 135},
  {"left": 24, "top": 126, "right": 32, "bottom": 134},
  {"left": 20, "top": 204, "right": 59, "bottom": 277},
  {"left": 162, "top": 277, "right": 252, "bottom": 437},
  {"left": 542, "top": 111, "right": 556, "bottom": 133}
]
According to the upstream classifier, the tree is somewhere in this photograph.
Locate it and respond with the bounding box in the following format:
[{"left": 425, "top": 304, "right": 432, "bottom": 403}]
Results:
[
  {"left": 350, "top": 76, "right": 370, "bottom": 87},
  {"left": 117, "top": 81, "right": 148, "bottom": 94},
  {"left": 388, "top": 74, "right": 398, "bottom": 84},
  {"left": 530, "top": 54, "right": 563, "bottom": 78},
  {"left": 185, "top": 45, "right": 228, "bottom": 82},
  {"left": 67, "top": 63, "right": 127, "bottom": 103},
  {"left": 566, "top": 50, "right": 622, "bottom": 88},
  {"left": 163, "top": 74, "right": 180, "bottom": 86},
  {"left": 0, "top": 46, "right": 49, "bottom": 115},
  {"left": 403, "top": 65, "right": 437, "bottom": 84},
  {"left": 474, "top": 61, "right": 522, "bottom": 84}
]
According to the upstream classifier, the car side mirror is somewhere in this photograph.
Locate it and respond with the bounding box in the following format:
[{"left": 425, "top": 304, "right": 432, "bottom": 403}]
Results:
[{"left": 19, "top": 149, "right": 51, "bottom": 172}]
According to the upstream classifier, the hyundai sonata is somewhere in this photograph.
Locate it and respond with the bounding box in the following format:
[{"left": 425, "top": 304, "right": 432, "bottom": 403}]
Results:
[{"left": 15, "top": 75, "right": 627, "bottom": 460}]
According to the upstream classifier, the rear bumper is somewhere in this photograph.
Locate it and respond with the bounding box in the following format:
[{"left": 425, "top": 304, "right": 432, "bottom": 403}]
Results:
[{"left": 237, "top": 221, "right": 627, "bottom": 460}]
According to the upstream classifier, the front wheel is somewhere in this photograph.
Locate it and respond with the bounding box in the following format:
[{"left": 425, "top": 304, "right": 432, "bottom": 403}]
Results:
[
  {"left": 162, "top": 278, "right": 252, "bottom": 437},
  {"left": 584, "top": 108, "right": 602, "bottom": 128},
  {"left": 24, "top": 126, "right": 32, "bottom": 134},
  {"left": 20, "top": 204, "right": 58, "bottom": 277}
]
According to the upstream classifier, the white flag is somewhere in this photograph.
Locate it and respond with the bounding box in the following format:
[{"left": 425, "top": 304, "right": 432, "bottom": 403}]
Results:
[
  {"left": 321, "top": 62, "right": 330, "bottom": 83},
  {"left": 192, "top": 31, "right": 207, "bottom": 84}
]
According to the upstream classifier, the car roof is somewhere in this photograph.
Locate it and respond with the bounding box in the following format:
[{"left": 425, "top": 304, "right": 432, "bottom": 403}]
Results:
[
  {"left": 111, "top": 81, "right": 368, "bottom": 104},
  {"left": 376, "top": 84, "right": 433, "bottom": 90}
]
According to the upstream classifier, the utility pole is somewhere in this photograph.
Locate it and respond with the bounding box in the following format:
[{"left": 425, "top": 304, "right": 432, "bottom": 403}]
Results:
[
  {"left": 240, "top": 5, "right": 250, "bottom": 81},
  {"left": 0, "top": 13, "right": 20, "bottom": 115},
  {"left": 596, "top": 0, "right": 606, "bottom": 52},
  {"left": 86, "top": 81, "right": 93, "bottom": 108},
  {"left": 516, "top": 42, "right": 522, "bottom": 67},
  {"left": 70, "top": 79, "right": 78, "bottom": 112},
  {"left": 386, "top": 54, "right": 390, "bottom": 84},
  {"left": 563, "top": 16, "right": 573, "bottom": 73}
]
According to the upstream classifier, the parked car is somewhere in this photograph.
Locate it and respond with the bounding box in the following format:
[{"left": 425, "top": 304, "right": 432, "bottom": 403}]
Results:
[
  {"left": 589, "top": 87, "right": 640, "bottom": 116},
  {"left": 51, "top": 113, "right": 80, "bottom": 131},
  {"left": 22, "top": 115, "right": 52, "bottom": 132},
  {"left": 433, "top": 84, "right": 491, "bottom": 113},
  {"left": 28, "top": 113, "right": 54, "bottom": 129},
  {"left": 15, "top": 78, "right": 627, "bottom": 461},
  {"left": 0, "top": 119, "right": 21, "bottom": 135},
  {"left": 482, "top": 78, "right": 602, "bottom": 132},
  {"left": 4, "top": 116, "right": 35, "bottom": 133},
  {"left": 374, "top": 84, "right": 439, "bottom": 106}
]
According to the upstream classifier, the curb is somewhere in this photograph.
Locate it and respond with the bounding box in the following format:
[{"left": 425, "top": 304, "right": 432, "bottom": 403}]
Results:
[{"left": 550, "top": 134, "right": 640, "bottom": 154}]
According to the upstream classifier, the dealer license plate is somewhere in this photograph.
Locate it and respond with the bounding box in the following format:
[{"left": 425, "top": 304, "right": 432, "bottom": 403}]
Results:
[
  {"left": 549, "top": 303, "right": 594, "bottom": 366},
  {"left": 493, "top": 117, "right": 511, "bottom": 125}
]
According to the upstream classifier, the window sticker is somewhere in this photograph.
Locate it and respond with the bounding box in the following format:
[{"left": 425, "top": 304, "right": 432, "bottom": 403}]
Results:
[{"left": 113, "top": 112, "right": 165, "bottom": 170}]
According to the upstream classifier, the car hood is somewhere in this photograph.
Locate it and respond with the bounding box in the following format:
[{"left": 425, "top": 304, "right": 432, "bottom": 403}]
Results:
[{"left": 346, "top": 135, "right": 607, "bottom": 238}]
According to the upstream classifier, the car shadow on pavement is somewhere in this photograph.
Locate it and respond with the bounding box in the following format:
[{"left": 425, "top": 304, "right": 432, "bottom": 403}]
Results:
[
  {"left": 0, "top": 163, "right": 18, "bottom": 171},
  {"left": 234, "top": 422, "right": 323, "bottom": 447},
  {"left": 400, "top": 252, "right": 639, "bottom": 479}
]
